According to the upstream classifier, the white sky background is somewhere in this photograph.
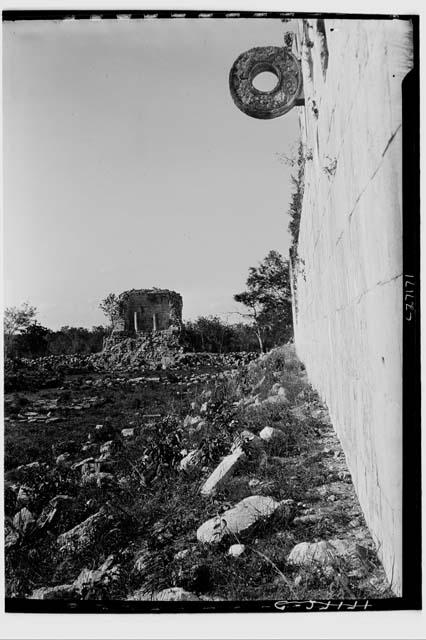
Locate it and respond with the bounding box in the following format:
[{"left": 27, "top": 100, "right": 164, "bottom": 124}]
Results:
[{"left": 3, "top": 17, "right": 299, "bottom": 329}]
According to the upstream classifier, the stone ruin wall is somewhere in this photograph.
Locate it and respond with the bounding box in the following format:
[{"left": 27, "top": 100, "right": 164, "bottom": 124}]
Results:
[
  {"left": 102, "top": 289, "right": 183, "bottom": 368},
  {"left": 291, "top": 18, "right": 413, "bottom": 595},
  {"left": 113, "top": 289, "right": 183, "bottom": 334}
]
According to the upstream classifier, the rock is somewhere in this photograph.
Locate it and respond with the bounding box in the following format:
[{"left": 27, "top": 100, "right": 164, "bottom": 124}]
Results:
[
  {"left": 52, "top": 440, "right": 77, "bottom": 457},
  {"left": 228, "top": 543, "right": 246, "bottom": 557},
  {"left": 99, "top": 440, "right": 118, "bottom": 458},
  {"left": 57, "top": 509, "right": 109, "bottom": 554},
  {"left": 56, "top": 453, "right": 72, "bottom": 467},
  {"left": 81, "top": 471, "right": 115, "bottom": 487},
  {"left": 262, "top": 395, "right": 288, "bottom": 406},
  {"left": 197, "top": 495, "right": 281, "bottom": 544},
  {"left": 259, "top": 426, "right": 286, "bottom": 443},
  {"left": 252, "top": 374, "right": 266, "bottom": 392},
  {"left": 183, "top": 415, "right": 202, "bottom": 429},
  {"left": 248, "top": 479, "right": 276, "bottom": 494},
  {"left": 155, "top": 587, "right": 200, "bottom": 601},
  {"left": 293, "top": 514, "right": 322, "bottom": 525},
  {"left": 81, "top": 442, "right": 100, "bottom": 456},
  {"left": 29, "top": 584, "right": 77, "bottom": 600},
  {"left": 200, "top": 447, "right": 246, "bottom": 496},
  {"left": 287, "top": 538, "right": 362, "bottom": 572},
  {"left": 73, "top": 555, "right": 120, "bottom": 596},
  {"left": 16, "top": 461, "right": 41, "bottom": 472},
  {"left": 130, "top": 587, "right": 200, "bottom": 601},
  {"left": 270, "top": 383, "right": 287, "bottom": 398},
  {"left": 231, "top": 430, "right": 264, "bottom": 457},
  {"left": 13, "top": 507, "right": 35, "bottom": 531},
  {"left": 338, "top": 470, "right": 351, "bottom": 482},
  {"left": 128, "top": 588, "right": 155, "bottom": 601},
  {"left": 194, "top": 420, "right": 208, "bottom": 433},
  {"left": 179, "top": 449, "right": 203, "bottom": 473},
  {"left": 5, "top": 524, "right": 19, "bottom": 549},
  {"left": 71, "top": 457, "right": 95, "bottom": 471},
  {"left": 37, "top": 505, "right": 58, "bottom": 530},
  {"left": 249, "top": 478, "right": 261, "bottom": 488},
  {"left": 17, "top": 485, "right": 33, "bottom": 506},
  {"left": 133, "top": 544, "right": 151, "bottom": 573}
]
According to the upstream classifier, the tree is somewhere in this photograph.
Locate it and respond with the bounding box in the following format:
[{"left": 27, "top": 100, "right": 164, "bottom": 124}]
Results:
[
  {"left": 16, "top": 323, "right": 51, "bottom": 358},
  {"left": 99, "top": 293, "right": 120, "bottom": 330},
  {"left": 234, "top": 250, "right": 293, "bottom": 353},
  {"left": 183, "top": 316, "right": 231, "bottom": 353},
  {"left": 4, "top": 303, "right": 38, "bottom": 357}
]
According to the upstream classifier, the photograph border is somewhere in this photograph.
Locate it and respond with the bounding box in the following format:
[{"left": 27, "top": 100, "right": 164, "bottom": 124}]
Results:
[{"left": 2, "top": 8, "right": 421, "bottom": 615}]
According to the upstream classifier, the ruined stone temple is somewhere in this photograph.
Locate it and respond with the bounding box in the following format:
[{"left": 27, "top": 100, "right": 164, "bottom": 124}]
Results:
[
  {"left": 112, "top": 288, "right": 183, "bottom": 334},
  {"left": 101, "top": 288, "right": 184, "bottom": 368}
]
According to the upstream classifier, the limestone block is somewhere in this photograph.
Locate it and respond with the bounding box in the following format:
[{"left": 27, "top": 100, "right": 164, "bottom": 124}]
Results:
[
  {"left": 57, "top": 509, "right": 109, "bottom": 554},
  {"left": 200, "top": 447, "right": 246, "bottom": 496},
  {"left": 259, "top": 426, "right": 286, "bottom": 443},
  {"left": 197, "top": 495, "right": 281, "bottom": 544}
]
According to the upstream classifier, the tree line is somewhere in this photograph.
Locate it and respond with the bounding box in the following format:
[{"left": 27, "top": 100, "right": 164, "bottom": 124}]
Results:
[
  {"left": 5, "top": 248, "right": 294, "bottom": 359},
  {"left": 5, "top": 252, "right": 294, "bottom": 358}
]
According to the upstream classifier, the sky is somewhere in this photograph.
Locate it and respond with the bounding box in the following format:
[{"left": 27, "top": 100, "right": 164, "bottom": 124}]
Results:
[{"left": 3, "top": 17, "right": 300, "bottom": 329}]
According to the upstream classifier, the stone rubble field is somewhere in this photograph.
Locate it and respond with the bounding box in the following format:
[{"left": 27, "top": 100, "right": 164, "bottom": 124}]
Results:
[{"left": 4, "top": 345, "right": 393, "bottom": 601}]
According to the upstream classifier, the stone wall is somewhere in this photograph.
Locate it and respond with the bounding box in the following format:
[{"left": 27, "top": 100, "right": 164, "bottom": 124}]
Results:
[
  {"left": 113, "top": 289, "right": 183, "bottom": 334},
  {"left": 291, "top": 18, "right": 413, "bottom": 595}
]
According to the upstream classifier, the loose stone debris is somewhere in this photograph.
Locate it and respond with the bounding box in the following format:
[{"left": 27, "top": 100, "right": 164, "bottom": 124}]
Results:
[{"left": 4, "top": 343, "right": 393, "bottom": 601}]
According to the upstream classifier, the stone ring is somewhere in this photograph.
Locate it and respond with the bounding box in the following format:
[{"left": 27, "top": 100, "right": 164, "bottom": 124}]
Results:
[{"left": 229, "top": 46, "right": 303, "bottom": 120}]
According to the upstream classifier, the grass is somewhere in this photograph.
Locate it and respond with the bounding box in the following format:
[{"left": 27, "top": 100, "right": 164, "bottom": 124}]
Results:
[{"left": 4, "top": 346, "right": 392, "bottom": 601}]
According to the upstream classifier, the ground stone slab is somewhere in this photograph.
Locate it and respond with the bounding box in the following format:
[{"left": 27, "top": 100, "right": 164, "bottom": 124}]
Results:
[
  {"left": 287, "top": 538, "right": 368, "bottom": 576},
  {"left": 200, "top": 447, "right": 246, "bottom": 496},
  {"left": 57, "top": 509, "right": 109, "bottom": 554},
  {"left": 197, "top": 495, "right": 281, "bottom": 544}
]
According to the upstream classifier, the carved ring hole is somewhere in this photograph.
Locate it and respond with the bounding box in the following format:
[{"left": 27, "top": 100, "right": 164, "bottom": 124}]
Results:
[{"left": 252, "top": 70, "right": 279, "bottom": 93}]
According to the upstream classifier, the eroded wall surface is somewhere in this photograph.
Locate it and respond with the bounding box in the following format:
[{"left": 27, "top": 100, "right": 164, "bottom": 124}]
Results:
[
  {"left": 292, "top": 18, "right": 413, "bottom": 594},
  {"left": 114, "top": 289, "right": 183, "bottom": 333}
]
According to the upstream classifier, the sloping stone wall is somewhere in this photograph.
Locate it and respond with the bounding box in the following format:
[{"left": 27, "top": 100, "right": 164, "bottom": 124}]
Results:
[{"left": 292, "top": 18, "right": 413, "bottom": 595}]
